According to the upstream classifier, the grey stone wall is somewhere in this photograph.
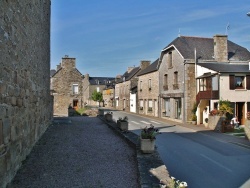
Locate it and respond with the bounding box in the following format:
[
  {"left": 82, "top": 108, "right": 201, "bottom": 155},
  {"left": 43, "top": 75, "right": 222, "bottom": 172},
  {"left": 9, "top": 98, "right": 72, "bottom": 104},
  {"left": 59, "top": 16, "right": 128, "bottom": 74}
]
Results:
[{"left": 0, "top": 1, "right": 52, "bottom": 187}]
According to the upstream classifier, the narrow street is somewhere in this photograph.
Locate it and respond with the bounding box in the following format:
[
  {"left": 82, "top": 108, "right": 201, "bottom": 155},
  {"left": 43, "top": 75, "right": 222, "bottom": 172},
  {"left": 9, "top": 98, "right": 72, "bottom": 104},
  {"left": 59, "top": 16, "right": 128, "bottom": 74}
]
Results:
[{"left": 110, "top": 110, "right": 250, "bottom": 188}]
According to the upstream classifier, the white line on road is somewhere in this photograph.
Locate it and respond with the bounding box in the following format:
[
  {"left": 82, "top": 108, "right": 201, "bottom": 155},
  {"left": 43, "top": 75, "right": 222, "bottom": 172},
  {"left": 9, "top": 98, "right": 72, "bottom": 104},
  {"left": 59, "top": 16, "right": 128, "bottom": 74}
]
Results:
[
  {"left": 130, "top": 121, "right": 139, "bottom": 124},
  {"left": 150, "top": 121, "right": 161, "bottom": 124},
  {"left": 140, "top": 121, "right": 151, "bottom": 124},
  {"left": 200, "top": 154, "right": 233, "bottom": 173}
]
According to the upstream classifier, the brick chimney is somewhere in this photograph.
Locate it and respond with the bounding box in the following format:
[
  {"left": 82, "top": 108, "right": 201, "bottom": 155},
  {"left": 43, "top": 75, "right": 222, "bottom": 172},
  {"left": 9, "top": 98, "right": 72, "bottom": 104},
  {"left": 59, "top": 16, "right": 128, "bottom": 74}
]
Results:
[
  {"left": 140, "top": 60, "right": 150, "bottom": 70},
  {"left": 85, "top": 73, "right": 89, "bottom": 80},
  {"left": 213, "top": 35, "right": 228, "bottom": 62}
]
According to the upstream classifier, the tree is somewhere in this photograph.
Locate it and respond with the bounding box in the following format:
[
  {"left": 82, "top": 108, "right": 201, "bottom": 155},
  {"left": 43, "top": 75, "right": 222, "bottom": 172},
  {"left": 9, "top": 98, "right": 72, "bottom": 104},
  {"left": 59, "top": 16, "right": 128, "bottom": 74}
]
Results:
[{"left": 91, "top": 90, "right": 103, "bottom": 107}]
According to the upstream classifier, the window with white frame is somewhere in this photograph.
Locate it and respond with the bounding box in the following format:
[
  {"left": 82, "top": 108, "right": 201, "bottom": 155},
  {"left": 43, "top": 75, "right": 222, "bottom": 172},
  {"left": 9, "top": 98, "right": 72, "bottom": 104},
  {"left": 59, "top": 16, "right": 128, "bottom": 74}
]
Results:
[
  {"left": 140, "top": 99, "right": 143, "bottom": 110},
  {"left": 148, "top": 100, "right": 153, "bottom": 111},
  {"left": 72, "top": 84, "right": 79, "bottom": 94}
]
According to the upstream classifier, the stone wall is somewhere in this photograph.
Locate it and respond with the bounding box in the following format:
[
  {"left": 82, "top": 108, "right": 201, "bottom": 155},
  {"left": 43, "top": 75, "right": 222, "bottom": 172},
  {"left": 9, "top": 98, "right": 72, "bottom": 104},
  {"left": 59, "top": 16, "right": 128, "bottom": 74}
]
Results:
[
  {"left": 0, "top": 1, "right": 52, "bottom": 187},
  {"left": 245, "top": 120, "right": 250, "bottom": 140}
]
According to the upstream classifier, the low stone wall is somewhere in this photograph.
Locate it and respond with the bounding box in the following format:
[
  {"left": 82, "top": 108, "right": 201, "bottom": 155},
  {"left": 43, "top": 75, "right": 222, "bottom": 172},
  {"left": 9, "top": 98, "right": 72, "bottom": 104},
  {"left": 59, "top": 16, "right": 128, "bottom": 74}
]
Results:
[{"left": 207, "top": 115, "right": 226, "bottom": 132}]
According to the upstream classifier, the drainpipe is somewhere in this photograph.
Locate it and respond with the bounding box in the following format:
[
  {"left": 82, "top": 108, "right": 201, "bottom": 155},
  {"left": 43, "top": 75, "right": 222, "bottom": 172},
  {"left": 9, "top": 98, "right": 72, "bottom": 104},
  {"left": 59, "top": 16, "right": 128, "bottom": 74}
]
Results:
[{"left": 183, "top": 60, "right": 186, "bottom": 123}]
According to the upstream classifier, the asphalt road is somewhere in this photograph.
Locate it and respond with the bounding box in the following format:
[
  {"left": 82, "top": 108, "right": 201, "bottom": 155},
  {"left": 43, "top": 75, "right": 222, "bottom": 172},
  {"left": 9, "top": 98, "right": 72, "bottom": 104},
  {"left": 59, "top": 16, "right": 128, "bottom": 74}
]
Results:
[{"left": 108, "top": 110, "right": 250, "bottom": 188}]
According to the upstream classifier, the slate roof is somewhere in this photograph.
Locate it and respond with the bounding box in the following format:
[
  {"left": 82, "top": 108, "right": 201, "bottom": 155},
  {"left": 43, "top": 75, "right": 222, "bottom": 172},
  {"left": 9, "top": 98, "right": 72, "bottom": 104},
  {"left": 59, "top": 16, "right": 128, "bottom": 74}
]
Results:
[
  {"left": 89, "top": 77, "right": 115, "bottom": 85},
  {"left": 117, "top": 67, "right": 141, "bottom": 83},
  {"left": 137, "top": 59, "right": 159, "bottom": 76},
  {"left": 50, "top": 69, "right": 56, "bottom": 77},
  {"left": 197, "top": 62, "right": 250, "bottom": 73},
  {"left": 164, "top": 36, "right": 250, "bottom": 61}
]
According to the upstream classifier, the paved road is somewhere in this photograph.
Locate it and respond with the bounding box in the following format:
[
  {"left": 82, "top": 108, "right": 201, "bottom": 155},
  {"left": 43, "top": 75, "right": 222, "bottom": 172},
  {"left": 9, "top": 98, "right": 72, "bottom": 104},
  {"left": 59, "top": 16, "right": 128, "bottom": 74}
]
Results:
[{"left": 109, "top": 110, "right": 250, "bottom": 188}]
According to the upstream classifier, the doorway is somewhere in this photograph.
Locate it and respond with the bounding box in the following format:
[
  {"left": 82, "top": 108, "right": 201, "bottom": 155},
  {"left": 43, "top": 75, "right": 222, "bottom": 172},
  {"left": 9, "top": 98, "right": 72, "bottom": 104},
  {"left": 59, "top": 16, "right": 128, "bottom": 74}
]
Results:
[{"left": 236, "top": 102, "right": 245, "bottom": 125}]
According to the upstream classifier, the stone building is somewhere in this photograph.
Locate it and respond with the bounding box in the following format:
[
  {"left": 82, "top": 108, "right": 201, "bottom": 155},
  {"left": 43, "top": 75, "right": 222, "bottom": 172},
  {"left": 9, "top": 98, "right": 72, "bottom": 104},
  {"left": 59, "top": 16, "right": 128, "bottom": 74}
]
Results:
[
  {"left": 82, "top": 74, "right": 115, "bottom": 106},
  {"left": 0, "top": 1, "right": 52, "bottom": 187},
  {"left": 137, "top": 59, "right": 159, "bottom": 117},
  {"left": 102, "top": 86, "right": 115, "bottom": 107},
  {"left": 115, "top": 61, "right": 150, "bottom": 112},
  {"left": 51, "top": 56, "right": 83, "bottom": 115}
]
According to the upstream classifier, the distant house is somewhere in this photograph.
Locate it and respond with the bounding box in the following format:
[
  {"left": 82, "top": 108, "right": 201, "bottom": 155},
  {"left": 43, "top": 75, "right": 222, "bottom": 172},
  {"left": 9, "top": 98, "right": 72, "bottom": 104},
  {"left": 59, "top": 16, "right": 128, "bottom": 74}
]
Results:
[
  {"left": 115, "top": 61, "right": 150, "bottom": 112},
  {"left": 137, "top": 59, "right": 159, "bottom": 117},
  {"left": 51, "top": 56, "right": 83, "bottom": 115},
  {"left": 82, "top": 74, "right": 115, "bottom": 106}
]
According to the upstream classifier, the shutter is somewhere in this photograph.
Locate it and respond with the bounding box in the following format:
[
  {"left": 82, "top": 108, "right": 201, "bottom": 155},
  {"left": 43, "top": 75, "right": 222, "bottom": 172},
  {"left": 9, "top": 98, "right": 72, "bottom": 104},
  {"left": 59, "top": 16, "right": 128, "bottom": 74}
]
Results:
[
  {"left": 246, "top": 75, "right": 250, "bottom": 90},
  {"left": 229, "top": 75, "right": 235, "bottom": 90}
]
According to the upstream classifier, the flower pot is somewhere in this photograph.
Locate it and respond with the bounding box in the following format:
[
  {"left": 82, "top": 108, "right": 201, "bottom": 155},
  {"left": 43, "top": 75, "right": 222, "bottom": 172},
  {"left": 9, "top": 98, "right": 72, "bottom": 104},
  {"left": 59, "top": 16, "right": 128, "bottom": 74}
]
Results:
[
  {"left": 140, "top": 137, "right": 155, "bottom": 153},
  {"left": 105, "top": 114, "right": 112, "bottom": 121},
  {"left": 117, "top": 120, "right": 128, "bottom": 131}
]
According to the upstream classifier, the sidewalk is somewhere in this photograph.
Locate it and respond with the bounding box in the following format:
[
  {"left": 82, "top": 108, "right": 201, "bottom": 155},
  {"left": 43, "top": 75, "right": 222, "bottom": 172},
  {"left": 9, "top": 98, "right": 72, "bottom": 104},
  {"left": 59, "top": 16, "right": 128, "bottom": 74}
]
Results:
[{"left": 7, "top": 116, "right": 140, "bottom": 188}]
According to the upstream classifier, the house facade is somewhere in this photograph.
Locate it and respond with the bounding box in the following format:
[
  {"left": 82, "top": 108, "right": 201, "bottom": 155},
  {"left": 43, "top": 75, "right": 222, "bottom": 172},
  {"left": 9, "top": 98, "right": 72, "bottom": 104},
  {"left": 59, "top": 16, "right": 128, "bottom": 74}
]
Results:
[
  {"left": 137, "top": 59, "right": 159, "bottom": 117},
  {"left": 115, "top": 61, "right": 150, "bottom": 112},
  {"left": 158, "top": 36, "right": 197, "bottom": 123},
  {"left": 82, "top": 74, "right": 115, "bottom": 106},
  {"left": 51, "top": 56, "right": 83, "bottom": 115}
]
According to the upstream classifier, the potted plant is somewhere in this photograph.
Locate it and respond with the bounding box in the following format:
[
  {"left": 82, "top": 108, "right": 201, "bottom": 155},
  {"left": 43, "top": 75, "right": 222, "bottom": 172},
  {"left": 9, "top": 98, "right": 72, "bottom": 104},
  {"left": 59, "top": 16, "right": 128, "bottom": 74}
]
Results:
[
  {"left": 117, "top": 116, "right": 129, "bottom": 131},
  {"left": 191, "top": 114, "right": 197, "bottom": 125},
  {"left": 140, "top": 124, "right": 159, "bottom": 153},
  {"left": 104, "top": 111, "right": 113, "bottom": 122}
]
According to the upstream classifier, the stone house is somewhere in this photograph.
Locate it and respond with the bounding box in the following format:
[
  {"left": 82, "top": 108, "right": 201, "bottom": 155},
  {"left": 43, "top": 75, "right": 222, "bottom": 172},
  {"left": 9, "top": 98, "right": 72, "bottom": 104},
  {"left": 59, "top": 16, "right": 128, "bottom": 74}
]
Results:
[
  {"left": 51, "top": 56, "right": 83, "bottom": 115},
  {"left": 0, "top": 1, "right": 52, "bottom": 187},
  {"left": 158, "top": 34, "right": 250, "bottom": 124},
  {"left": 102, "top": 86, "right": 115, "bottom": 107},
  {"left": 195, "top": 35, "right": 250, "bottom": 126},
  {"left": 115, "top": 61, "right": 150, "bottom": 112},
  {"left": 82, "top": 74, "right": 115, "bottom": 106},
  {"left": 137, "top": 59, "right": 159, "bottom": 117}
]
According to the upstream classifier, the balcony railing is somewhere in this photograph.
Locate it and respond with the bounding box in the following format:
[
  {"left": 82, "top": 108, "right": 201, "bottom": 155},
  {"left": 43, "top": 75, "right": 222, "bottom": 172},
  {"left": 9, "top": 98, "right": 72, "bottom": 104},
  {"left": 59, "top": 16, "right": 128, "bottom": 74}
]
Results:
[
  {"left": 196, "top": 90, "right": 219, "bottom": 103},
  {"left": 173, "top": 84, "right": 179, "bottom": 90},
  {"left": 163, "top": 85, "right": 168, "bottom": 91}
]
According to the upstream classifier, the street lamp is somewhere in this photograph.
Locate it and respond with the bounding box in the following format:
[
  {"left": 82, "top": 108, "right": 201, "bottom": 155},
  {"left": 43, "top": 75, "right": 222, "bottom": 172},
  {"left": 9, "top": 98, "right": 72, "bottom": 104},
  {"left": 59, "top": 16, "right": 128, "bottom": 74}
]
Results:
[{"left": 247, "top": 12, "right": 250, "bottom": 17}]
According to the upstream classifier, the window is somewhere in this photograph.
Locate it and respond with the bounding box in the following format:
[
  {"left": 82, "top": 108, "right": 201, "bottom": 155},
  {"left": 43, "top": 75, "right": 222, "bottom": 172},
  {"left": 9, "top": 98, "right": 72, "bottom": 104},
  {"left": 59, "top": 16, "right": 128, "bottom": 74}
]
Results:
[
  {"left": 72, "top": 84, "right": 79, "bottom": 94},
  {"left": 140, "top": 81, "right": 142, "bottom": 91},
  {"left": 167, "top": 52, "right": 173, "bottom": 68},
  {"left": 229, "top": 75, "right": 250, "bottom": 90},
  {"left": 199, "top": 77, "right": 212, "bottom": 91},
  {"left": 163, "top": 74, "right": 168, "bottom": 90},
  {"left": 140, "top": 100, "right": 143, "bottom": 110},
  {"left": 148, "top": 79, "right": 152, "bottom": 90},
  {"left": 148, "top": 100, "right": 153, "bottom": 111},
  {"left": 173, "top": 71, "right": 179, "bottom": 89},
  {"left": 96, "top": 87, "right": 100, "bottom": 92}
]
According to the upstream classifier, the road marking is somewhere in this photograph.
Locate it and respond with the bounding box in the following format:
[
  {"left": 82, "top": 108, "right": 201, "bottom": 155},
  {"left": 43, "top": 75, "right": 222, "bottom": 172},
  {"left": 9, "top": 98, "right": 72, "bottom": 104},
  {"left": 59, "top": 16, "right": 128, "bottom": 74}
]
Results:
[
  {"left": 150, "top": 121, "right": 161, "bottom": 124},
  {"left": 130, "top": 121, "right": 139, "bottom": 124},
  {"left": 200, "top": 154, "right": 233, "bottom": 173},
  {"left": 140, "top": 121, "right": 151, "bottom": 124}
]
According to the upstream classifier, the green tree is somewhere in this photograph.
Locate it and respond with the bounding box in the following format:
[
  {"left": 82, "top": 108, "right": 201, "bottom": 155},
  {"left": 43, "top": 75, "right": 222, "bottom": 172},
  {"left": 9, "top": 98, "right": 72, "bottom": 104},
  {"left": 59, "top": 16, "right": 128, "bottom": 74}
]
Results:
[{"left": 91, "top": 90, "right": 103, "bottom": 107}]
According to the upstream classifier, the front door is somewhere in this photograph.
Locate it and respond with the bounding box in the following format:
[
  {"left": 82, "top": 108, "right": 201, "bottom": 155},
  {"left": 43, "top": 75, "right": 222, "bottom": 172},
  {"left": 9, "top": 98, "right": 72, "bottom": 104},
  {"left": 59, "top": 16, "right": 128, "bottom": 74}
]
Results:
[{"left": 236, "top": 102, "right": 245, "bottom": 125}]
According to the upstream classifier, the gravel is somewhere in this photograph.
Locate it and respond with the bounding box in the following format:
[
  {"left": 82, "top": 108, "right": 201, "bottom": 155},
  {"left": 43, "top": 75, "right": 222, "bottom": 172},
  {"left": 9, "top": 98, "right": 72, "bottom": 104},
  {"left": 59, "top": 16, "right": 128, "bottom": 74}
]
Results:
[{"left": 8, "top": 116, "right": 140, "bottom": 188}]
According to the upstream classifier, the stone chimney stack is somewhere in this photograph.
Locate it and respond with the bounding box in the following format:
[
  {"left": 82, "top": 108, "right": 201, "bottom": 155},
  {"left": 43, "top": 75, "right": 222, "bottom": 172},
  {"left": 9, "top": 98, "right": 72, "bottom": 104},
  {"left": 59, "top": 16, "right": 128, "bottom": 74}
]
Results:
[
  {"left": 213, "top": 35, "right": 228, "bottom": 62},
  {"left": 85, "top": 73, "right": 89, "bottom": 80},
  {"left": 61, "top": 55, "right": 76, "bottom": 69},
  {"left": 140, "top": 60, "right": 150, "bottom": 70},
  {"left": 56, "top": 63, "right": 61, "bottom": 71}
]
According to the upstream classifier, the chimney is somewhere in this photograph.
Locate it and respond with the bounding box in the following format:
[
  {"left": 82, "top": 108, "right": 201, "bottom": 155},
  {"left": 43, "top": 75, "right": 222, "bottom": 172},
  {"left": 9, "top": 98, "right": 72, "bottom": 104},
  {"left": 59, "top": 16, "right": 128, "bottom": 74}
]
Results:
[
  {"left": 140, "top": 60, "right": 150, "bottom": 70},
  {"left": 213, "top": 35, "right": 228, "bottom": 62},
  {"left": 85, "top": 73, "right": 89, "bottom": 80},
  {"left": 56, "top": 63, "right": 61, "bottom": 71}
]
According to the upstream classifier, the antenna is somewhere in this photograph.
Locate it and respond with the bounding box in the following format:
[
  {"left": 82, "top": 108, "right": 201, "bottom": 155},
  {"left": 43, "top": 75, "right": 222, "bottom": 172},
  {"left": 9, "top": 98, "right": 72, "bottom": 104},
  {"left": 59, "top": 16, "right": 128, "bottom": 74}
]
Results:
[
  {"left": 178, "top": 28, "right": 181, "bottom": 37},
  {"left": 225, "top": 22, "right": 230, "bottom": 35}
]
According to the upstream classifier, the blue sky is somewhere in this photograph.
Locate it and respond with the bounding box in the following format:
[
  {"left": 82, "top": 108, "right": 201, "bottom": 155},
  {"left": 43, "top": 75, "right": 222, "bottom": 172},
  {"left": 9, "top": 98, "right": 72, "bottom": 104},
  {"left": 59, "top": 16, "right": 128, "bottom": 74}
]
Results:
[{"left": 51, "top": 0, "right": 250, "bottom": 77}]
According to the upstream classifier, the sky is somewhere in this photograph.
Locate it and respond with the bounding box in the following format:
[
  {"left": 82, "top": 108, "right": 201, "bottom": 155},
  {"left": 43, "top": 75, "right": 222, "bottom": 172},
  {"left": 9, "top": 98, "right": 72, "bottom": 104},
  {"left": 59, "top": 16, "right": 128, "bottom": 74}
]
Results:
[{"left": 51, "top": 0, "right": 250, "bottom": 77}]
